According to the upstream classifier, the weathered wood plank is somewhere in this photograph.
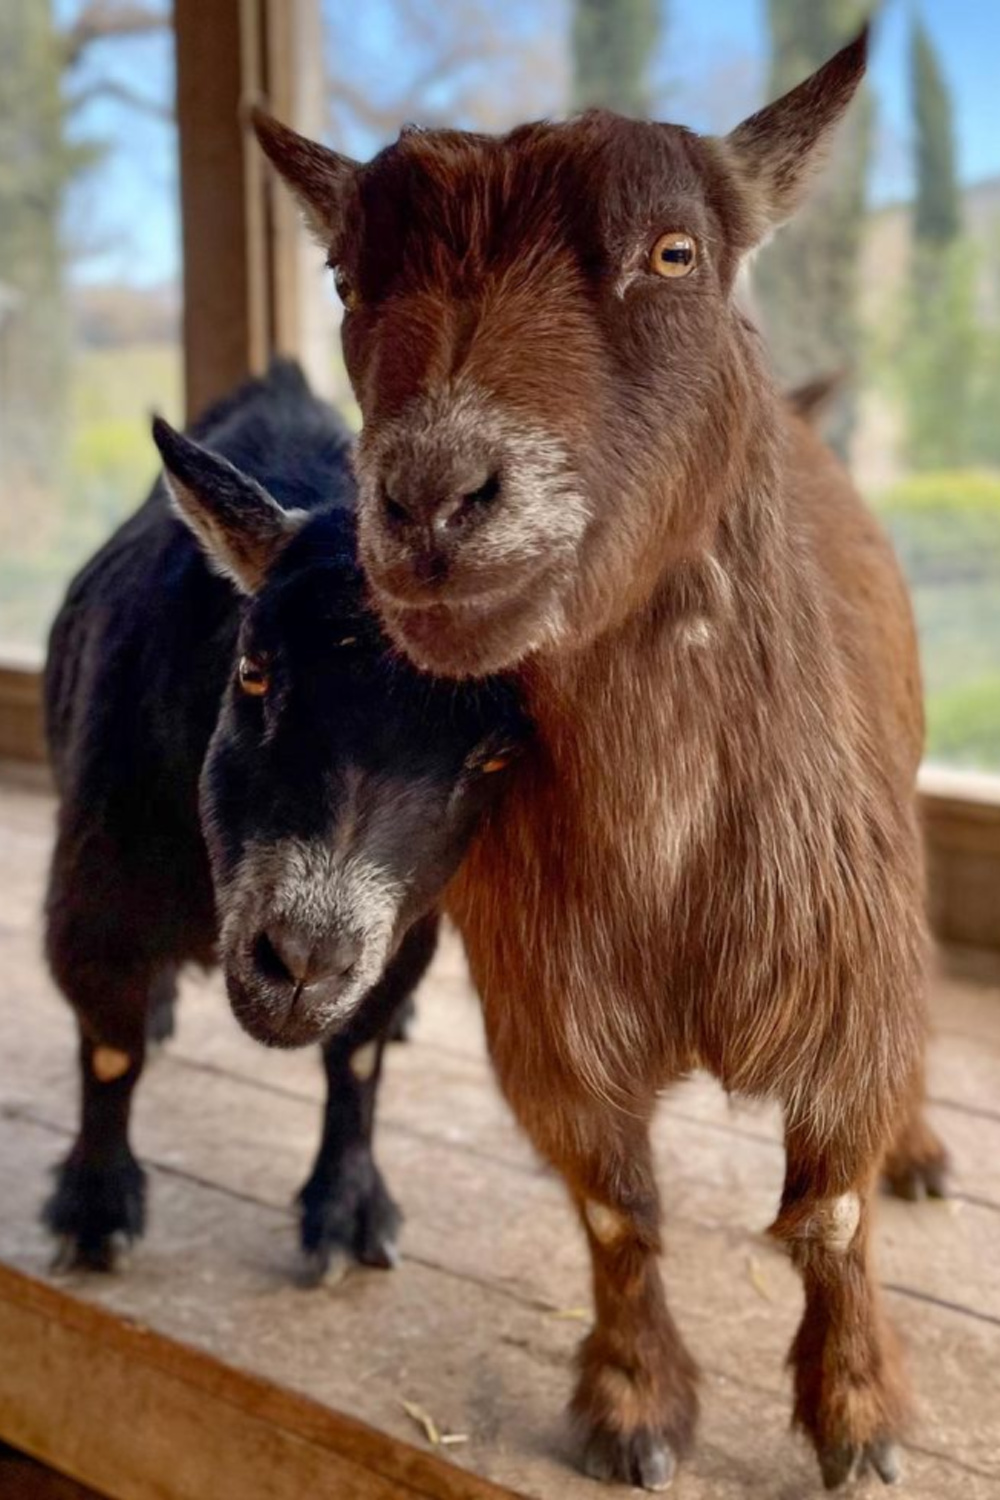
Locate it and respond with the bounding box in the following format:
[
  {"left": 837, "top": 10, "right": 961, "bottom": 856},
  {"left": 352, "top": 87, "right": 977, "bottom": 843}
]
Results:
[
  {"left": 1, "top": 1114, "right": 997, "bottom": 1498},
  {"left": 0, "top": 1262, "right": 519, "bottom": 1500}
]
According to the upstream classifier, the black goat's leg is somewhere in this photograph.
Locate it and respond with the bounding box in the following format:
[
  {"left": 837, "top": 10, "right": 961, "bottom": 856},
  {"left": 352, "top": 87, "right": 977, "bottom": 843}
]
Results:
[
  {"left": 296, "top": 912, "right": 438, "bottom": 1283},
  {"left": 44, "top": 972, "right": 155, "bottom": 1272},
  {"left": 298, "top": 1023, "right": 398, "bottom": 1283}
]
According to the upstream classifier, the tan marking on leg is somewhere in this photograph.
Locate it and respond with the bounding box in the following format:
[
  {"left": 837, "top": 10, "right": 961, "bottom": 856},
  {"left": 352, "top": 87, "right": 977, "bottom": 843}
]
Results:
[
  {"left": 350, "top": 1041, "right": 379, "bottom": 1081},
  {"left": 584, "top": 1199, "right": 627, "bottom": 1245},
  {"left": 820, "top": 1191, "right": 860, "bottom": 1254},
  {"left": 92, "top": 1046, "right": 131, "bottom": 1083}
]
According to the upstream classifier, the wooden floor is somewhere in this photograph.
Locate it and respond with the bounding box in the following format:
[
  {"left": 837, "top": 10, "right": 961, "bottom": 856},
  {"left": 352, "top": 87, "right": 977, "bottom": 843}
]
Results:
[{"left": 1, "top": 767, "right": 999, "bottom": 1499}]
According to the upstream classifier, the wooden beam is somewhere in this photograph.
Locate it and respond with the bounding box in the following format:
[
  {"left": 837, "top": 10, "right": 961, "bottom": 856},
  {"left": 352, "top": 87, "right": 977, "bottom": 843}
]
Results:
[
  {"left": 0, "top": 1264, "right": 519, "bottom": 1500},
  {"left": 258, "top": 0, "right": 338, "bottom": 396},
  {"left": 173, "top": 0, "right": 318, "bottom": 423},
  {"left": 920, "top": 768, "right": 1000, "bottom": 952},
  {"left": 174, "top": 0, "right": 270, "bottom": 421},
  {"left": 0, "top": 662, "right": 45, "bottom": 763}
]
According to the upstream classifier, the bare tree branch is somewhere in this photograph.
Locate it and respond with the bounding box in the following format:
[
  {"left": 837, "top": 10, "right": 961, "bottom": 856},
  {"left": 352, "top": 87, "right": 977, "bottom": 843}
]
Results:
[
  {"left": 67, "top": 78, "right": 174, "bottom": 121},
  {"left": 62, "top": 2, "right": 169, "bottom": 68},
  {"left": 327, "top": 62, "right": 481, "bottom": 138},
  {"left": 325, "top": 0, "right": 565, "bottom": 145}
]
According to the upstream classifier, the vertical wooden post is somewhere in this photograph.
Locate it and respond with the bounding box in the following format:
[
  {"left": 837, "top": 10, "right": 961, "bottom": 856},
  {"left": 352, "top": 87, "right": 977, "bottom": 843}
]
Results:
[
  {"left": 260, "top": 0, "right": 336, "bottom": 397},
  {"left": 174, "top": 0, "right": 325, "bottom": 423},
  {"left": 174, "top": 0, "right": 269, "bottom": 421}
]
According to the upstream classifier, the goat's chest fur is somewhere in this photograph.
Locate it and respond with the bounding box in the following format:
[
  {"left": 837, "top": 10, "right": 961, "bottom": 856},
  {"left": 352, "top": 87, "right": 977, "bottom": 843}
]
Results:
[{"left": 447, "top": 454, "right": 928, "bottom": 1145}]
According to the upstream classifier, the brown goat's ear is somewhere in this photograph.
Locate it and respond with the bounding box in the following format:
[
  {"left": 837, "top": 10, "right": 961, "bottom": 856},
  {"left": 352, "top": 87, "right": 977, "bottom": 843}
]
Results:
[
  {"left": 151, "top": 417, "right": 307, "bottom": 595},
  {"left": 250, "top": 107, "right": 359, "bottom": 252},
  {"left": 724, "top": 24, "right": 869, "bottom": 244}
]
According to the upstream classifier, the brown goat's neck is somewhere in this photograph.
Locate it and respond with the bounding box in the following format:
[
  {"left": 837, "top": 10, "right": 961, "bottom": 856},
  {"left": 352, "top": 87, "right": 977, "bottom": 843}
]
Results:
[{"left": 525, "top": 404, "right": 792, "bottom": 762}]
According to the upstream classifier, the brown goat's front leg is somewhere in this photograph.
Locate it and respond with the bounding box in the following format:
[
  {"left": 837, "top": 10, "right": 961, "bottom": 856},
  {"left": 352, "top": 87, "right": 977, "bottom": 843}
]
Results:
[
  {"left": 524, "top": 1099, "right": 698, "bottom": 1490},
  {"left": 771, "top": 1121, "right": 911, "bottom": 1490}
]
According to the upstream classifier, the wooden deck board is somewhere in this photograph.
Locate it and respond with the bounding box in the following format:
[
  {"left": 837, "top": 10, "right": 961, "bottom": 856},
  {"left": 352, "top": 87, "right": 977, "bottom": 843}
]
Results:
[{"left": 1, "top": 774, "right": 998, "bottom": 1498}]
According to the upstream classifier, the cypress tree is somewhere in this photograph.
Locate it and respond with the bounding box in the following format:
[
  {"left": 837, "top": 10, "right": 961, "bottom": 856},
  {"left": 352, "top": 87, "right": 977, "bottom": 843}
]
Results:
[
  {"left": 753, "top": 0, "right": 871, "bottom": 457},
  {"left": 900, "top": 14, "right": 971, "bottom": 469},
  {"left": 572, "top": 0, "right": 660, "bottom": 118},
  {"left": 911, "top": 16, "right": 960, "bottom": 249}
]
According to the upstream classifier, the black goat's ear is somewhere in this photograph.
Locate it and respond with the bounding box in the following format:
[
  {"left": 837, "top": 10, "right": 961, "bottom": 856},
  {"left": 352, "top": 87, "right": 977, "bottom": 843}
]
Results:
[
  {"left": 723, "top": 23, "right": 869, "bottom": 246},
  {"left": 151, "top": 416, "right": 307, "bottom": 595},
  {"left": 250, "top": 107, "right": 359, "bottom": 253}
]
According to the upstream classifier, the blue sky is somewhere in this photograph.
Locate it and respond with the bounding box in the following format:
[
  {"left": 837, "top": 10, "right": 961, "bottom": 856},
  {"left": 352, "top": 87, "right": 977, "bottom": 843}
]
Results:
[{"left": 61, "top": 0, "right": 1000, "bottom": 287}]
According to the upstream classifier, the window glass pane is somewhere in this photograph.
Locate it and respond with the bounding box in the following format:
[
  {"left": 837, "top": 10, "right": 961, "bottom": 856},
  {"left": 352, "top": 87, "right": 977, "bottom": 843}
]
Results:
[
  {"left": 0, "top": 0, "right": 181, "bottom": 656},
  {"left": 318, "top": 0, "right": 999, "bottom": 771}
]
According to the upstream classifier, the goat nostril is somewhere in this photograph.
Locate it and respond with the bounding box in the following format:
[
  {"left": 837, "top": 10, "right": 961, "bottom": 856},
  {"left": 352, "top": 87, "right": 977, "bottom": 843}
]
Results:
[
  {"left": 313, "top": 933, "right": 363, "bottom": 984},
  {"left": 254, "top": 930, "right": 296, "bottom": 987},
  {"left": 254, "top": 925, "right": 361, "bottom": 991},
  {"left": 434, "top": 471, "right": 502, "bottom": 534},
  {"left": 381, "top": 485, "right": 411, "bottom": 528},
  {"left": 462, "top": 471, "right": 501, "bottom": 511}
]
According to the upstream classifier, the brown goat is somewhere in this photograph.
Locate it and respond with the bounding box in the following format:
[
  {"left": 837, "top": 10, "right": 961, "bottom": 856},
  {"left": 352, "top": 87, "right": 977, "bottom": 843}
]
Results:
[{"left": 254, "top": 28, "right": 949, "bottom": 1491}]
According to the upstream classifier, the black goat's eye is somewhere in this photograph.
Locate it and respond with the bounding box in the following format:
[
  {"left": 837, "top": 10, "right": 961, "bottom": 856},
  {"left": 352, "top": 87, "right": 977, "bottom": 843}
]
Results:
[
  {"left": 238, "top": 655, "right": 270, "bottom": 696},
  {"left": 333, "top": 267, "right": 359, "bottom": 311},
  {"left": 480, "top": 755, "right": 510, "bottom": 774}
]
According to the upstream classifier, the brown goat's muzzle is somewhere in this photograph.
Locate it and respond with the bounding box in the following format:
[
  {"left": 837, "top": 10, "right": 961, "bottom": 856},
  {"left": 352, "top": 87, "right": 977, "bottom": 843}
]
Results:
[
  {"left": 356, "top": 386, "right": 590, "bottom": 676},
  {"left": 360, "top": 515, "right": 574, "bottom": 679}
]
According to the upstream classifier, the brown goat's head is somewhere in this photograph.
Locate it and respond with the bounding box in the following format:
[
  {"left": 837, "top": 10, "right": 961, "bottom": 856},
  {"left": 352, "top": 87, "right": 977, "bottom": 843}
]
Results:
[{"left": 254, "top": 29, "right": 867, "bottom": 676}]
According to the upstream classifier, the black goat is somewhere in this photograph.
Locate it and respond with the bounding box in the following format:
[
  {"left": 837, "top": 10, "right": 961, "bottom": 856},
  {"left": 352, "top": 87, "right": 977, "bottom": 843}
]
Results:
[{"left": 43, "top": 360, "right": 527, "bottom": 1277}]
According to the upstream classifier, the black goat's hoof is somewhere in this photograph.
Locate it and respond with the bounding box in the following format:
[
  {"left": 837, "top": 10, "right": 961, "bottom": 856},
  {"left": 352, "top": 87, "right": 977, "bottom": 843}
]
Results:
[
  {"left": 819, "top": 1438, "right": 902, "bottom": 1489},
  {"left": 43, "top": 1150, "right": 146, "bottom": 1272},
  {"left": 299, "top": 1244, "right": 353, "bottom": 1289},
  {"left": 297, "top": 1154, "right": 401, "bottom": 1286},
  {"left": 581, "top": 1426, "right": 677, "bottom": 1492}
]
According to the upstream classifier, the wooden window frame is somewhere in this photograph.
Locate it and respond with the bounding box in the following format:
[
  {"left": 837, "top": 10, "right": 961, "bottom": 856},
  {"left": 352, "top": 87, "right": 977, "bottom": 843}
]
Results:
[
  {"left": 175, "top": 0, "right": 306, "bottom": 420},
  {"left": 0, "top": 0, "right": 998, "bottom": 952}
]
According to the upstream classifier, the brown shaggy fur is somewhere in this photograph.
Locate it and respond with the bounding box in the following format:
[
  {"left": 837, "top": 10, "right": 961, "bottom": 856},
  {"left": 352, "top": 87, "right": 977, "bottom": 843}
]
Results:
[{"left": 254, "top": 26, "right": 948, "bottom": 1490}]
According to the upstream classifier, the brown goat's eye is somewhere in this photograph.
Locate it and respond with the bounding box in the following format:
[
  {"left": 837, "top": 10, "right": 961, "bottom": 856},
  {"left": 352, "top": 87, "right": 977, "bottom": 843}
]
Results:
[
  {"left": 333, "top": 267, "right": 359, "bottom": 311},
  {"left": 650, "top": 231, "right": 697, "bottom": 279},
  {"left": 238, "top": 655, "right": 270, "bottom": 696},
  {"left": 480, "top": 755, "right": 510, "bottom": 775}
]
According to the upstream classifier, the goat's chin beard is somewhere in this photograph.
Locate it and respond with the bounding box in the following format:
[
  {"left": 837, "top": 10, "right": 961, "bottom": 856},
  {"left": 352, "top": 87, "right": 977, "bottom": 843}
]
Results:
[{"left": 374, "top": 576, "right": 567, "bottom": 678}]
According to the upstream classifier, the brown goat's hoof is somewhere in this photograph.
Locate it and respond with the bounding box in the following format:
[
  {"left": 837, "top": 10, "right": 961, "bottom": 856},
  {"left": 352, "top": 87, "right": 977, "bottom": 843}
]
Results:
[
  {"left": 582, "top": 1427, "right": 677, "bottom": 1491},
  {"left": 819, "top": 1438, "right": 902, "bottom": 1489},
  {"left": 883, "top": 1158, "right": 948, "bottom": 1203}
]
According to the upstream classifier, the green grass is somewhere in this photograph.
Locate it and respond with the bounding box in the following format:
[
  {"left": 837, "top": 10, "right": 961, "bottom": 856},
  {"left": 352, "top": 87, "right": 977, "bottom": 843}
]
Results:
[
  {"left": 926, "top": 673, "right": 1000, "bottom": 767},
  {"left": 875, "top": 473, "right": 1000, "bottom": 771},
  {"left": 0, "top": 342, "right": 182, "bottom": 646}
]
